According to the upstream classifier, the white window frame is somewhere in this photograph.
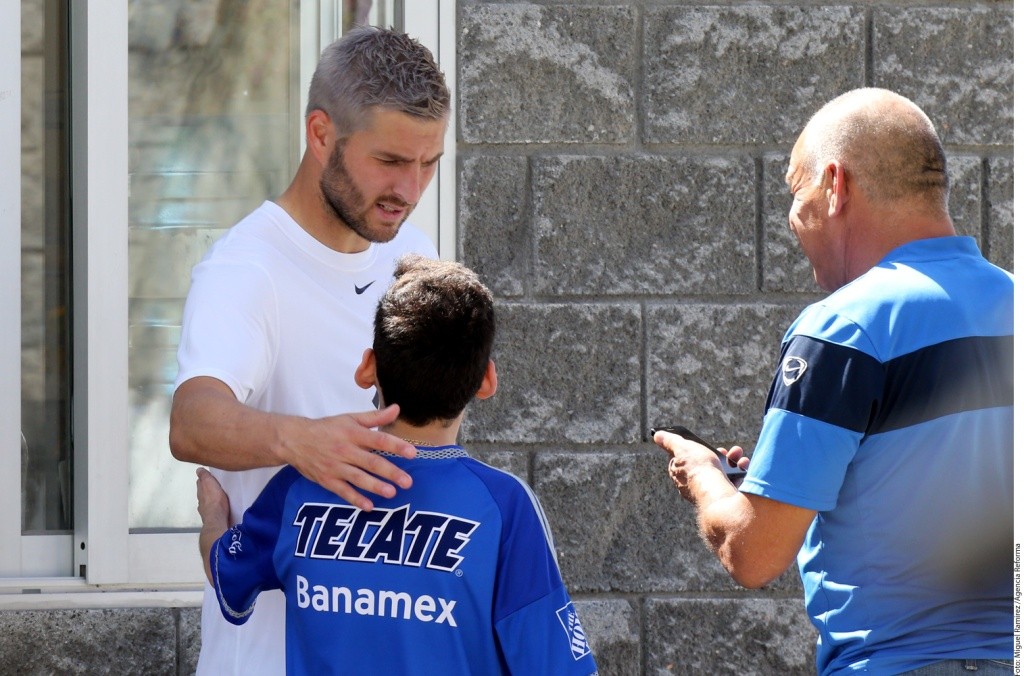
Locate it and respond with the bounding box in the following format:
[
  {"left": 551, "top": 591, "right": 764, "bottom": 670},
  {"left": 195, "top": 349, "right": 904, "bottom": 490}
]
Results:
[
  {"left": 0, "top": 0, "right": 455, "bottom": 605},
  {"left": 1, "top": 0, "right": 27, "bottom": 578},
  {"left": 403, "top": 0, "right": 458, "bottom": 260}
]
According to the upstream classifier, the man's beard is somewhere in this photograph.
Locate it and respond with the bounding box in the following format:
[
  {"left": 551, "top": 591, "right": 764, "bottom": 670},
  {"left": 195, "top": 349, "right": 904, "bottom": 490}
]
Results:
[{"left": 320, "top": 143, "right": 411, "bottom": 243}]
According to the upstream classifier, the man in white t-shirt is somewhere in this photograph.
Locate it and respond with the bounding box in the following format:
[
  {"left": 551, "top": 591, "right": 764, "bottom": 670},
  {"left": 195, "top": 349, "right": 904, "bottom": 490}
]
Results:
[{"left": 169, "top": 26, "right": 450, "bottom": 674}]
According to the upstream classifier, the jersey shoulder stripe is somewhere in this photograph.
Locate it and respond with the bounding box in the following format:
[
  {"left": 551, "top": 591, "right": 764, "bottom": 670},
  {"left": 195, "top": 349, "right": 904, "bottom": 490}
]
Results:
[
  {"left": 869, "top": 334, "right": 1012, "bottom": 435},
  {"left": 767, "top": 334, "right": 1013, "bottom": 435}
]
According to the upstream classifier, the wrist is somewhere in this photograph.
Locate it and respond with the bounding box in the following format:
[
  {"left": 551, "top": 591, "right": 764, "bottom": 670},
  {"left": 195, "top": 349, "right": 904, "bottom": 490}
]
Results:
[
  {"left": 690, "top": 464, "right": 739, "bottom": 507},
  {"left": 270, "top": 413, "right": 306, "bottom": 467}
]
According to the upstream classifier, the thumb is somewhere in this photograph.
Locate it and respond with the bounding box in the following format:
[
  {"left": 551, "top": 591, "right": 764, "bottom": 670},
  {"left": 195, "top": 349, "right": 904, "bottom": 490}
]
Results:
[{"left": 651, "top": 430, "right": 678, "bottom": 456}]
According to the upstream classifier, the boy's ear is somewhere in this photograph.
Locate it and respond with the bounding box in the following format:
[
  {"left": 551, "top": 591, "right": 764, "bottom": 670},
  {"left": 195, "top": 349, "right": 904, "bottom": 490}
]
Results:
[
  {"left": 475, "top": 360, "right": 497, "bottom": 400},
  {"left": 354, "top": 349, "right": 377, "bottom": 390}
]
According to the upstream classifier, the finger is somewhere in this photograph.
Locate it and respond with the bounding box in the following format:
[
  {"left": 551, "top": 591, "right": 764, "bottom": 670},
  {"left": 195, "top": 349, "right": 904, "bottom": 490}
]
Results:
[
  {"left": 319, "top": 450, "right": 414, "bottom": 506},
  {"left": 325, "top": 470, "right": 398, "bottom": 512},
  {"left": 196, "top": 467, "right": 212, "bottom": 496},
  {"left": 357, "top": 449, "right": 414, "bottom": 490},
  {"left": 654, "top": 431, "right": 712, "bottom": 462},
  {"left": 651, "top": 430, "right": 682, "bottom": 454},
  {"left": 342, "top": 406, "right": 417, "bottom": 459},
  {"left": 196, "top": 467, "right": 223, "bottom": 495},
  {"left": 328, "top": 480, "right": 375, "bottom": 512},
  {"left": 722, "top": 445, "right": 747, "bottom": 468},
  {"left": 369, "top": 428, "right": 417, "bottom": 460},
  {"left": 327, "top": 424, "right": 416, "bottom": 460},
  {"left": 348, "top": 403, "right": 401, "bottom": 428}
]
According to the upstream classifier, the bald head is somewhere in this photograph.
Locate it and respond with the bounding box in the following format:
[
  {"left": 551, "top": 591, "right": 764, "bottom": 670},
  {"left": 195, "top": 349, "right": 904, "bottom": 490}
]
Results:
[{"left": 796, "top": 88, "right": 949, "bottom": 212}]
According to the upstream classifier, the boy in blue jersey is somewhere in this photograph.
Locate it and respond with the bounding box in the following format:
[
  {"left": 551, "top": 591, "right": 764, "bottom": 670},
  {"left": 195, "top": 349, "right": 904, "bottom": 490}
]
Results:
[
  {"left": 653, "top": 88, "right": 1013, "bottom": 675},
  {"left": 197, "top": 255, "right": 598, "bottom": 675}
]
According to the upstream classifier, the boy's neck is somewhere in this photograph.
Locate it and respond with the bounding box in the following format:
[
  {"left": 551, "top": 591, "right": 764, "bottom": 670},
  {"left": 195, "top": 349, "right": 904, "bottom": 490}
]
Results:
[{"left": 382, "top": 417, "right": 462, "bottom": 448}]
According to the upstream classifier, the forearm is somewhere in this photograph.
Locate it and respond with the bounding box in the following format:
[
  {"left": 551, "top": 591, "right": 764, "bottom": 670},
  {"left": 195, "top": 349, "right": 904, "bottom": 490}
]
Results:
[
  {"left": 198, "top": 522, "right": 227, "bottom": 585},
  {"left": 170, "top": 377, "right": 296, "bottom": 471},
  {"left": 682, "top": 467, "right": 762, "bottom": 583},
  {"left": 659, "top": 433, "right": 812, "bottom": 588},
  {"left": 172, "top": 377, "right": 416, "bottom": 510},
  {"left": 675, "top": 465, "right": 807, "bottom": 589},
  {"left": 694, "top": 491, "right": 764, "bottom": 587}
]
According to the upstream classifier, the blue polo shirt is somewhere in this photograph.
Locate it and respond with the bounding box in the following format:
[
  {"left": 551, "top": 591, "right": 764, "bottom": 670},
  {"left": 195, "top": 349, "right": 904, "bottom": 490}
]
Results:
[{"left": 741, "top": 237, "right": 1014, "bottom": 674}]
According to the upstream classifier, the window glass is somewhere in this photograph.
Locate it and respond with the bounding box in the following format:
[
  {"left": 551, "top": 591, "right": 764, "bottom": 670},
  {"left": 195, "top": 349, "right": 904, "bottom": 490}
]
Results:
[
  {"left": 347, "top": 1, "right": 402, "bottom": 31},
  {"left": 127, "top": 0, "right": 300, "bottom": 528},
  {"left": 21, "top": 0, "right": 72, "bottom": 534},
  {"left": 126, "top": 0, "right": 403, "bottom": 529}
]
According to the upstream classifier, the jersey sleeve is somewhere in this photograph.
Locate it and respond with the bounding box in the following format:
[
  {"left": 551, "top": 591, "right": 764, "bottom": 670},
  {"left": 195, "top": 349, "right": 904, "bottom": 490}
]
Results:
[
  {"left": 741, "top": 323, "right": 885, "bottom": 511},
  {"left": 488, "top": 477, "right": 598, "bottom": 675},
  {"left": 174, "top": 257, "right": 277, "bottom": 404},
  {"left": 210, "top": 467, "right": 297, "bottom": 625}
]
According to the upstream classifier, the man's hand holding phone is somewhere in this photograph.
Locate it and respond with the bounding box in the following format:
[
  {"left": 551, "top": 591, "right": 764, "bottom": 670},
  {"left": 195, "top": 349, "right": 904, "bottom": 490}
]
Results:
[{"left": 649, "top": 425, "right": 748, "bottom": 498}]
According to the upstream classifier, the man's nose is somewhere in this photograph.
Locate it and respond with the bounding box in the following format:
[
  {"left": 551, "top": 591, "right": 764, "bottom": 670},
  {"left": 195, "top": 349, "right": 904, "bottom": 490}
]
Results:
[{"left": 393, "top": 164, "right": 425, "bottom": 205}]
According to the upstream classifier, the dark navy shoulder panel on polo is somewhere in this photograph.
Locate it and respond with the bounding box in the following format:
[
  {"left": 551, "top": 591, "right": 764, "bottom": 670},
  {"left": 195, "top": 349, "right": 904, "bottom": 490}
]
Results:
[
  {"left": 766, "top": 334, "right": 1013, "bottom": 436},
  {"left": 765, "top": 335, "right": 884, "bottom": 433},
  {"left": 868, "top": 333, "right": 1013, "bottom": 435}
]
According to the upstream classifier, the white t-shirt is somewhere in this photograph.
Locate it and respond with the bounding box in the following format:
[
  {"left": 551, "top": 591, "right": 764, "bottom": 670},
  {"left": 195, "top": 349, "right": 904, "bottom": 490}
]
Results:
[{"left": 175, "top": 200, "right": 436, "bottom": 674}]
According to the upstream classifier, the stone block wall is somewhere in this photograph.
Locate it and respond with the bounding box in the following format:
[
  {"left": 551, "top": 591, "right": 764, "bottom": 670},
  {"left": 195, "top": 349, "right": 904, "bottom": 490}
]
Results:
[
  {"left": 2, "top": 1, "right": 1012, "bottom": 674},
  {"left": 0, "top": 608, "right": 201, "bottom": 675},
  {"left": 457, "top": 2, "right": 1012, "bottom": 674}
]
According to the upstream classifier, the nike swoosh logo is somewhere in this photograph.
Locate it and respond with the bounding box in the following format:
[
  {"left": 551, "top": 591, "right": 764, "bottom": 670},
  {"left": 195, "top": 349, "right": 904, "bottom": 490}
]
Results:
[
  {"left": 355, "top": 281, "right": 375, "bottom": 295},
  {"left": 781, "top": 356, "right": 807, "bottom": 386}
]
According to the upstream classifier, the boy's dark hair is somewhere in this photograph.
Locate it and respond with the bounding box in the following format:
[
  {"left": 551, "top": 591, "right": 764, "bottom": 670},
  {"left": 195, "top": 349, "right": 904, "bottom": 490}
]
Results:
[{"left": 373, "top": 255, "right": 495, "bottom": 426}]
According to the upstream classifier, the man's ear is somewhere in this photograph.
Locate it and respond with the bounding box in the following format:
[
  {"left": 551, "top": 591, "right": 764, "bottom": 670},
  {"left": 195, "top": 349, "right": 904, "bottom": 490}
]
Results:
[
  {"left": 826, "top": 161, "right": 849, "bottom": 217},
  {"left": 306, "top": 109, "right": 336, "bottom": 166},
  {"left": 475, "top": 360, "right": 498, "bottom": 401},
  {"left": 354, "top": 349, "right": 377, "bottom": 390}
]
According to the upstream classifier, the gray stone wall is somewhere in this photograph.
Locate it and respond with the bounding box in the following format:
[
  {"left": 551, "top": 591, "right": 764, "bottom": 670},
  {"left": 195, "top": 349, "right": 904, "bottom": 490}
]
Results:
[
  {"left": 457, "top": 1, "right": 1012, "bottom": 675},
  {"left": 0, "top": 607, "right": 201, "bottom": 675},
  {"left": 3, "top": 1, "right": 1012, "bottom": 674}
]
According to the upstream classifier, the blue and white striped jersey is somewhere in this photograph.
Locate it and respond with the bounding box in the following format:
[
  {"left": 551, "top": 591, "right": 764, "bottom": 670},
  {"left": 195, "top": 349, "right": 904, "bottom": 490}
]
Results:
[{"left": 741, "top": 236, "right": 1013, "bottom": 675}]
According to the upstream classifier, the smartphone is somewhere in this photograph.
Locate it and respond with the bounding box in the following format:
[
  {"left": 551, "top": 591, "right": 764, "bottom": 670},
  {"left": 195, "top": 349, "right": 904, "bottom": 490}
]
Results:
[{"left": 649, "top": 425, "right": 746, "bottom": 485}]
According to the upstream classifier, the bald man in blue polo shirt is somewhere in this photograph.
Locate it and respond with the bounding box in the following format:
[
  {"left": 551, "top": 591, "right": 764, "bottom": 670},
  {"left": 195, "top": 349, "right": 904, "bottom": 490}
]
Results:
[{"left": 654, "top": 88, "right": 1013, "bottom": 675}]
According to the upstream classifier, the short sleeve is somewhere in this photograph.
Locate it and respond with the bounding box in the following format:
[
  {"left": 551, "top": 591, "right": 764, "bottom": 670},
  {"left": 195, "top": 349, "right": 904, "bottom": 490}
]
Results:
[
  {"left": 210, "top": 467, "right": 297, "bottom": 625},
  {"left": 741, "top": 332, "right": 885, "bottom": 511},
  {"left": 174, "top": 258, "right": 277, "bottom": 404}
]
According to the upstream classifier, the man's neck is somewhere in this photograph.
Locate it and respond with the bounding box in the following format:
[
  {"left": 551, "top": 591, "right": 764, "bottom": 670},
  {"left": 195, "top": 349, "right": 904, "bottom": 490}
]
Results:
[
  {"left": 842, "top": 201, "right": 956, "bottom": 286},
  {"left": 275, "top": 160, "right": 371, "bottom": 254}
]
